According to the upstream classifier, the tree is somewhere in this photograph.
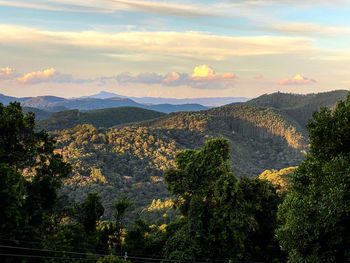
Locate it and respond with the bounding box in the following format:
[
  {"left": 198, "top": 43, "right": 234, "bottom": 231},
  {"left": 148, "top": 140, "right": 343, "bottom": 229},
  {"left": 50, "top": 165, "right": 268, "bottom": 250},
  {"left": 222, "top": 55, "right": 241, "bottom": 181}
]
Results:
[
  {"left": 124, "top": 219, "right": 150, "bottom": 254},
  {"left": 0, "top": 165, "right": 24, "bottom": 239},
  {"left": 77, "top": 192, "right": 105, "bottom": 234},
  {"left": 96, "top": 255, "right": 130, "bottom": 263},
  {"left": 114, "top": 194, "right": 132, "bottom": 254},
  {"left": 164, "top": 139, "right": 246, "bottom": 260},
  {"left": 277, "top": 94, "right": 350, "bottom": 262},
  {"left": 0, "top": 102, "right": 71, "bottom": 262},
  {"left": 238, "top": 176, "right": 284, "bottom": 262}
]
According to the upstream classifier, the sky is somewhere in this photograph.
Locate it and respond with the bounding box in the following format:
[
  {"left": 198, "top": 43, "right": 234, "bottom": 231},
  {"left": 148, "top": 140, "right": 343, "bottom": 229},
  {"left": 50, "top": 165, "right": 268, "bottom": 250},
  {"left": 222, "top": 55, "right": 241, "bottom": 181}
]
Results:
[{"left": 0, "top": 0, "right": 350, "bottom": 99}]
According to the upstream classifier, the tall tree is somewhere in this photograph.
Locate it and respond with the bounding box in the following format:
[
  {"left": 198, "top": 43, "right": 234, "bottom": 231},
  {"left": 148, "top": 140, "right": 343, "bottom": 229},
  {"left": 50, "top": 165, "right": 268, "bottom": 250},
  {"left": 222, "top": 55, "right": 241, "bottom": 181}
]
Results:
[
  {"left": 164, "top": 139, "right": 246, "bottom": 261},
  {"left": 0, "top": 102, "right": 71, "bottom": 262},
  {"left": 77, "top": 192, "right": 105, "bottom": 234},
  {"left": 277, "top": 94, "right": 350, "bottom": 262}
]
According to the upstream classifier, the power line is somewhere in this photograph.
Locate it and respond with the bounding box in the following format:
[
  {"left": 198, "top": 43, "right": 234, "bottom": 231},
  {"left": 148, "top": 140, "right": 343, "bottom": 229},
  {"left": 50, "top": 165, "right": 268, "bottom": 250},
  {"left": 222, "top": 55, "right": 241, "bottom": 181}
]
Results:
[
  {"left": 0, "top": 252, "right": 99, "bottom": 261},
  {"left": 0, "top": 244, "right": 107, "bottom": 257},
  {"left": 0, "top": 238, "right": 263, "bottom": 263},
  {"left": 0, "top": 235, "right": 115, "bottom": 255}
]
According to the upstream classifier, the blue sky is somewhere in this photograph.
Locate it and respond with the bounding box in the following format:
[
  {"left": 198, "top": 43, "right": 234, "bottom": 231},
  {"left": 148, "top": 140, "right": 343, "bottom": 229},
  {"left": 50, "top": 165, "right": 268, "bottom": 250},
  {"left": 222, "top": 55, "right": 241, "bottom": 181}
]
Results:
[{"left": 0, "top": 0, "right": 349, "bottom": 98}]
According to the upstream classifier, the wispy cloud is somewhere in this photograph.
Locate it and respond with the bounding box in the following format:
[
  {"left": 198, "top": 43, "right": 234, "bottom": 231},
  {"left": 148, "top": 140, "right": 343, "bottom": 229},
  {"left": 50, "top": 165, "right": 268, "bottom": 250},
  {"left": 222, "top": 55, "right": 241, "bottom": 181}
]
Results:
[
  {"left": 0, "top": 0, "right": 218, "bottom": 18},
  {"left": 109, "top": 0, "right": 218, "bottom": 18},
  {"left": 278, "top": 74, "right": 319, "bottom": 85},
  {"left": 265, "top": 22, "right": 350, "bottom": 37},
  {"left": 232, "top": 0, "right": 350, "bottom": 7},
  {"left": 0, "top": 25, "right": 313, "bottom": 61}
]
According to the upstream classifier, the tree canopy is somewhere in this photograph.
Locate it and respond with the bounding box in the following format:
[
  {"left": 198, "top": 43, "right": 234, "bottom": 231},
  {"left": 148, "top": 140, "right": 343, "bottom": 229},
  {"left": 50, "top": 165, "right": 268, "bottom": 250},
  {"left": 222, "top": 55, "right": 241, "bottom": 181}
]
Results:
[
  {"left": 277, "top": 94, "right": 350, "bottom": 262},
  {"left": 164, "top": 138, "right": 283, "bottom": 262}
]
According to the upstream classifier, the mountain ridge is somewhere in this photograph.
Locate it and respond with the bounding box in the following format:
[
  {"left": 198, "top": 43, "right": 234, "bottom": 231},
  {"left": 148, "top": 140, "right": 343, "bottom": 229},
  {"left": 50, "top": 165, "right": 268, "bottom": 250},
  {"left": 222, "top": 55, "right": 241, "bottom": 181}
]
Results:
[{"left": 0, "top": 93, "right": 208, "bottom": 113}]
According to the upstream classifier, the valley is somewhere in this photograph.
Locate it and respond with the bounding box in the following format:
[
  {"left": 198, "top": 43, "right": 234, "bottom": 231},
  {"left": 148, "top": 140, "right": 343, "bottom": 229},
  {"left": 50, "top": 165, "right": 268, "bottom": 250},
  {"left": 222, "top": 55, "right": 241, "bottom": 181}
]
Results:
[{"left": 29, "top": 90, "right": 348, "bottom": 222}]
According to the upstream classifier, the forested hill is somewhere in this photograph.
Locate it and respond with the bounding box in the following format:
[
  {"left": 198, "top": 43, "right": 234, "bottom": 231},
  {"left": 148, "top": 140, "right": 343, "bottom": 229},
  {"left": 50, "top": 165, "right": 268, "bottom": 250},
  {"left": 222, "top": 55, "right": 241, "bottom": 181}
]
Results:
[
  {"left": 248, "top": 90, "right": 348, "bottom": 127},
  {"left": 36, "top": 107, "right": 165, "bottom": 131},
  {"left": 139, "top": 103, "right": 307, "bottom": 150},
  {"left": 48, "top": 90, "right": 348, "bottom": 221}
]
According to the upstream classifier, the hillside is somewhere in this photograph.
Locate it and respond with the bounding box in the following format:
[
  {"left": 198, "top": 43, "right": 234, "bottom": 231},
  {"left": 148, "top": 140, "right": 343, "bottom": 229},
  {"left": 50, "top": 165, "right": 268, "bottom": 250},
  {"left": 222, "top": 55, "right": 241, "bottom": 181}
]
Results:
[
  {"left": 248, "top": 90, "right": 348, "bottom": 127},
  {"left": 23, "top": 107, "right": 52, "bottom": 120},
  {"left": 37, "top": 107, "right": 165, "bottom": 131},
  {"left": 46, "top": 90, "right": 348, "bottom": 222}
]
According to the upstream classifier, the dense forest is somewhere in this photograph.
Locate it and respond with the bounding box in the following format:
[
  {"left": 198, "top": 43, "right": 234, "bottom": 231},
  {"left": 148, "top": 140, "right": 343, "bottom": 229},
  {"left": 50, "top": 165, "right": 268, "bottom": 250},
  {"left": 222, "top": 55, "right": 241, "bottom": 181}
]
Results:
[
  {"left": 2, "top": 90, "right": 350, "bottom": 262},
  {"left": 23, "top": 90, "right": 345, "bottom": 223},
  {"left": 49, "top": 106, "right": 304, "bottom": 221},
  {"left": 36, "top": 107, "right": 165, "bottom": 131}
]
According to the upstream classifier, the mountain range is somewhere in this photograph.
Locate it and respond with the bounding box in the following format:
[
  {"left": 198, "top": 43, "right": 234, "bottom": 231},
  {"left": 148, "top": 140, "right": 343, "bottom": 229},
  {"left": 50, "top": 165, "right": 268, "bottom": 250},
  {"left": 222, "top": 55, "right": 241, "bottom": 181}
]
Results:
[
  {"left": 75, "top": 90, "right": 250, "bottom": 107},
  {"left": 0, "top": 92, "right": 250, "bottom": 117},
  {"left": 0, "top": 93, "right": 208, "bottom": 114}
]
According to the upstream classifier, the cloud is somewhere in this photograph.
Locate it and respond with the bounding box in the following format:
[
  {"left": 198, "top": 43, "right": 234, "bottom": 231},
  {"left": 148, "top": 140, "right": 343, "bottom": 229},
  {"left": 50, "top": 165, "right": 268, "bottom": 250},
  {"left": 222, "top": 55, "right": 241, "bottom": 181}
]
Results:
[
  {"left": 189, "top": 65, "right": 236, "bottom": 89},
  {"left": 115, "top": 72, "right": 163, "bottom": 84},
  {"left": 233, "top": 0, "right": 349, "bottom": 7},
  {"left": 0, "top": 67, "right": 15, "bottom": 79},
  {"left": 254, "top": 74, "right": 264, "bottom": 79},
  {"left": 192, "top": 65, "right": 215, "bottom": 78},
  {"left": 17, "top": 68, "right": 57, "bottom": 84},
  {"left": 0, "top": 25, "right": 313, "bottom": 61},
  {"left": 266, "top": 22, "right": 350, "bottom": 37},
  {"left": 278, "top": 74, "right": 319, "bottom": 85},
  {"left": 111, "top": 65, "right": 236, "bottom": 89},
  {"left": 191, "top": 65, "right": 235, "bottom": 80},
  {"left": 0, "top": 0, "right": 218, "bottom": 18},
  {"left": 17, "top": 68, "right": 94, "bottom": 84},
  {"left": 110, "top": 0, "right": 218, "bottom": 18}
]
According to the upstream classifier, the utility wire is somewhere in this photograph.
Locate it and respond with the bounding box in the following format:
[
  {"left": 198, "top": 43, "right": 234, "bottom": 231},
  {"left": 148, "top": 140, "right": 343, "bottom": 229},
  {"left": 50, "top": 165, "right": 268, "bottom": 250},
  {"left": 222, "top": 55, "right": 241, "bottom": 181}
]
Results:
[
  {"left": 0, "top": 252, "right": 100, "bottom": 261},
  {"left": 0, "top": 244, "right": 108, "bottom": 257},
  {"left": 0, "top": 238, "right": 263, "bottom": 263}
]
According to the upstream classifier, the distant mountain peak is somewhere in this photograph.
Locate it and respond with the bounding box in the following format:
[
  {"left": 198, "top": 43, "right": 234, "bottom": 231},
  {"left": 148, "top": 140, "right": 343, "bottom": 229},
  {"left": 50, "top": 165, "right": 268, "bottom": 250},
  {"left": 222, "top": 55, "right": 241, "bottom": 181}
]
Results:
[{"left": 88, "top": 91, "right": 127, "bottom": 99}]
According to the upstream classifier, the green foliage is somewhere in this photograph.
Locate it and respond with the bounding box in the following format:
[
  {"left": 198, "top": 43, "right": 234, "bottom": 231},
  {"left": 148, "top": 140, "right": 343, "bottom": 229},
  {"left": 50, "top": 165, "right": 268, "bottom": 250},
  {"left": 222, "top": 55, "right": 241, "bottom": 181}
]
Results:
[
  {"left": 0, "top": 102, "right": 71, "bottom": 262},
  {"left": 97, "top": 255, "right": 130, "bottom": 263},
  {"left": 259, "top": 166, "right": 297, "bottom": 193},
  {"left": 164, "top": 139, "right": 284, "bottom": 261},
  {"left": 249, "top": 90, "right": 348, "bottom": 128},
  {"left": 114, "top": 194, "right": 132, "bottom": 249},
  {"left": 49, "top": 97, "right": 306, "bottom": 222},
  {"left": 238, "top": 176, "right": 285, "bottom": 262},
  {"left": 52, "top": 124, "right": 203, "bottom": 222},
  {"left": 77, "top": 192, "right": 105, "bottom": 233},
  {"left": 277, "top": 93, "right": 350, "bottom": 262},
  {"left": 32, "top": 90, "right": 331, "bottom": 225},
  {"left": 0, "top": 164, "right": 24, "bottom": 238}
]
